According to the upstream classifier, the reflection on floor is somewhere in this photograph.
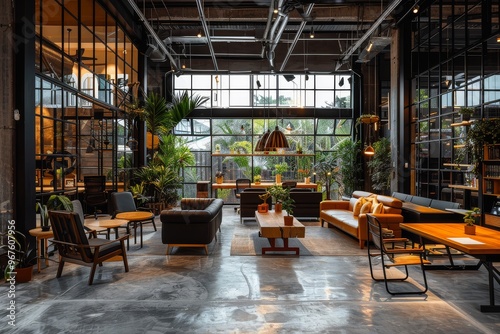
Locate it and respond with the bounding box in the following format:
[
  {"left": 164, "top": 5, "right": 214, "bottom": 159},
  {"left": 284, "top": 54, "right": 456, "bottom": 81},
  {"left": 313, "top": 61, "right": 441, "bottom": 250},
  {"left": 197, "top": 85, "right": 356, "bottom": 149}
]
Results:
[{"left": 4, "top": 206, "right": 500, "bottom": 333}]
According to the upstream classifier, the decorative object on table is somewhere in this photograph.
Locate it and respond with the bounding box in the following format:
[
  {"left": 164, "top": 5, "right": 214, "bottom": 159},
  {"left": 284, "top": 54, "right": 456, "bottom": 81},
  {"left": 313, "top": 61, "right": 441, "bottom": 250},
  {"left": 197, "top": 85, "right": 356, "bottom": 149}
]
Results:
[
  {"left": 296, "top": 141, "right": 303, "bottom": 154},
  {"left": 267, "top": 184, "right": 287, "bottom": 213},
  {"left": 215, "top": 171, "right": 224, "bottom": 184},
  {"left": 281, "top": 187, "right": 295, "bottom": 226},
  {"left": 254, "top": 174, "right": 261, "bottom": 184},
  {"left": 273, "top": 162, "right": 288, "bottom": 184},
  {"left": 258, "top": 192, "right": 271, "bottom": 213},
  {"left": 214, "top": 144, "right": 221, "bottom": 154},
  {"left": 463, "top": 207, "right": 480, "bottom": 235},
  {"left": 458, "top": 106, "right": 475, "bottom": 122},
  {"left": 1, "top": 230, "right": 37, "bottom": 283}
]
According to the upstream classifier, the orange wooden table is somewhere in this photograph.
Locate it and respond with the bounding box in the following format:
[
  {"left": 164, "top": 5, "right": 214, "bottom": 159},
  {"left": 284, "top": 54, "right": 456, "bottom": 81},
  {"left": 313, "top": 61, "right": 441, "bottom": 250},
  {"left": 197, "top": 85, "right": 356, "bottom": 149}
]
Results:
[
  {"left": 29, "top": 228, "right": 54, "bottom": 273},
  {"left": 401, "top": 223, "right": 500, "bottom": 312},
  {"left": 255, "top": 210, "right": 305, "bottom": 255},
  {"left": 115, "top": 212, "right": 154, "bottom": 249}
]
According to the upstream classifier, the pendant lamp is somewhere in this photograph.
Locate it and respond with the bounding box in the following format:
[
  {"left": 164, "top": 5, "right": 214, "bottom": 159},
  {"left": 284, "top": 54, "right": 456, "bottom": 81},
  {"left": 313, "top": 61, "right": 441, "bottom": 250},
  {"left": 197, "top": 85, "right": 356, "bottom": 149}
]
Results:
[
  {"left": 364, "top": 145, "right": 375, "bottom": 155},
  {"left": 255, "top": 129, "right": 271, "bottom": 151},
  {"left": 264, "top": 125, "right": 289, "bottom": 151}
]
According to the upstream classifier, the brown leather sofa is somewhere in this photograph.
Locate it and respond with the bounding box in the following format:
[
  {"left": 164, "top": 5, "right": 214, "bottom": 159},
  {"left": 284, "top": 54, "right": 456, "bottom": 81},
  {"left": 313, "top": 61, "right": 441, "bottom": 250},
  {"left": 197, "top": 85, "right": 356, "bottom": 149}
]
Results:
[
  {"left": 160, "top": 198, "right": 223, "bottom": 254},
  {"left": 320, "top": 191, "right": 404, "bottom": 248}
]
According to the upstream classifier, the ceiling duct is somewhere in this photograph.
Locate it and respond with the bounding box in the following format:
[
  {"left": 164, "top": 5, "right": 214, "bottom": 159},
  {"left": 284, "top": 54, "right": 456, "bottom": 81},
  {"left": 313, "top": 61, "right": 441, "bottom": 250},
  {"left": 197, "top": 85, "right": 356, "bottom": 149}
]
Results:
[{"left": 356, "top": 36, "right": 391, "bottom": 63}]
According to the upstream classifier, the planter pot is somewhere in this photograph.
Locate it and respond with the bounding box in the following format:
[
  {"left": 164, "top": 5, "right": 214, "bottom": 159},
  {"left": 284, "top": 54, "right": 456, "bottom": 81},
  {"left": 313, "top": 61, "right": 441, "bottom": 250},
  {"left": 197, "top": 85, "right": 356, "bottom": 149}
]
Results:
[
  {"left": 274, "top": 203, "right": 282, "bottom": 213},
  {"left": 257, "top": 203, "right": 269, "bottom": 213},
  {"left": 254, "top": 181, "right": 261, "bottom": 185},
  {"left": 13, "top": 266, "right": 34, "bottom": 283},
  {"left": 41, "top": 225, "right": 51, "bottom": 232},
  {"left": 461, "top": 114, "right": 471, "bottom": 122},
  {"left": 464, "top": 225, "right": 476, "bottom": 235},
  {"left": 216, "top": 176, "right": 224, "bottom": 184},
  {"left": 275, "top": 174, "right": 282, "bottom": 184},
  {"left": 284, "top": 215, "right": 294, "bottom": 226}
]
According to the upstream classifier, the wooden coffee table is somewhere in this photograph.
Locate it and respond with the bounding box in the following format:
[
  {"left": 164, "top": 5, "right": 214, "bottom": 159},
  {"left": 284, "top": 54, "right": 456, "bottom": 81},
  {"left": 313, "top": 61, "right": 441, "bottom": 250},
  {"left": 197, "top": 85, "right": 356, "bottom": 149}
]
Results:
[
  {"left": 255, "top": 210, "right": 305, "bottom": 255},
  {"left": 115, "top": 211, "right": 155, "bottom": 249}
]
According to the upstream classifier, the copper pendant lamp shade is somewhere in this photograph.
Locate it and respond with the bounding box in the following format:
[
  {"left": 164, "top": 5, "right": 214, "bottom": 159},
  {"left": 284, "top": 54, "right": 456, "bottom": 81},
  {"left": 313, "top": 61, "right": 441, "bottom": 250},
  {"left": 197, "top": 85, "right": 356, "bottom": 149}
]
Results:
[
  {"left": 264, "top": 126, "right": 289, "bottom": 151},
  {"left": 364, "top": 145, "right": 375, "bottom": 155},
  {"left": 255, "top": 129, "right": 271, "bottom": 151}
]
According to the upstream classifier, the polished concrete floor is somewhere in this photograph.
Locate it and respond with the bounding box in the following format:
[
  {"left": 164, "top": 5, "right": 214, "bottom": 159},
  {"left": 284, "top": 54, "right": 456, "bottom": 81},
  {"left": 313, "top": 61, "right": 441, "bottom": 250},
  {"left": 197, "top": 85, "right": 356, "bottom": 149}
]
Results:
[{"left": 2, "top": 206, "right": 500, "bottom": 333}]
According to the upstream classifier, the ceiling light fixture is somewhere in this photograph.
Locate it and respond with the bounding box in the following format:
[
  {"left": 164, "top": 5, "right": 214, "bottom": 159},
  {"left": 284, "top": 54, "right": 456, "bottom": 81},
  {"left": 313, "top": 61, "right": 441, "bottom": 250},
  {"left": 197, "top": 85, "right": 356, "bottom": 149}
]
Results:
[
  {"left": 364, "top": 145, "right": 375, "bottom": 156},
  {"left": 309, "top": 26, "right": 315, "bottom": 39},
  {"left": 367, "top": 41, "right": 374, "bottom": 52},
  {"left": 197, "top": 29, "right": 202, "bottom": 38},
  {"left": 497, "top": 36, "right": 500, "bottom": 43},
  {"left": 412, "top": 4, "right": 419, "bottom": 14},
  {"left": 256, "top": 80, "right": 262, "bottom": 89},
  {"left": 339, "top": 77, "right": 344, "bottom": 87}
]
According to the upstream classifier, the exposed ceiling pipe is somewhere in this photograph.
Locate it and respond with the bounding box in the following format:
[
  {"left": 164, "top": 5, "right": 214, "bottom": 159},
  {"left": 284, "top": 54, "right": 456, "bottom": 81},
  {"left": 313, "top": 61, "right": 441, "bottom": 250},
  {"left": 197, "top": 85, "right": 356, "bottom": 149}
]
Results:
[
  {"left": 261, "top": 0, "right": 284, "bottom": 58},
  {"left": 279, "top": 3, "right": 314, "bottom": 72},
  {"left": 196, "top": 0, "right": 219, "bottom": 71},
  {"left": 341, "top": 0, "right": 403, "bottom": 63},
  {"left": 125, "top": 0, "right": 178, "bottom": 70},
  {"left": 267, "top": 12, "right": 289, "bottom": 70}
]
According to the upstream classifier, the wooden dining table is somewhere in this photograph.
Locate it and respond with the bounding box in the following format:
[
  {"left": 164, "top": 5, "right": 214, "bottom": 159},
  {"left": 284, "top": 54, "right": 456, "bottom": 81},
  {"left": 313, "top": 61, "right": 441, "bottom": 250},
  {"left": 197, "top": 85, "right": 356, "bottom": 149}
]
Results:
[{"left": 400, "top": 223, "right": 500, "bottom": 312}]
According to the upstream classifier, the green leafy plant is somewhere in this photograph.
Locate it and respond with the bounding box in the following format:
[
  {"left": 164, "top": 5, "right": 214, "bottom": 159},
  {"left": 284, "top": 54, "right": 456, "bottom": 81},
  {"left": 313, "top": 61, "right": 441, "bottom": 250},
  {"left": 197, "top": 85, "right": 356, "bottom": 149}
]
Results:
[
  {"left": 36, "top": 194, "right": 73, "bottom": 230},
  {"left": 463, "top": 207, "right": 480, "bottom": 226},
  {"left": 273, "top": 162, "right": 289, "bottom": 175},
  {"left": 130, "top": 182, "right": 148, "bottom": 205},
  {"left": 367, "top": 137, "right": 392, "bottom": 194},
  {"left": 335, "top": 139, "right": 362, "bottom": 197},
  {"left": 1, "top": 230, "right": 37, "bottom": 278},
  {"left": 254, "top": 174, "right": 261, "bottom": 183},
  {"left": 280, "top": 187, "right": 295, "bottom": 216},
  {"left": 458, "top": 107, "right": 474, "bottom": 116},
  {"left": 458, "top": 119, "right": 500, "bottom": 175},
  {"left": 267, "top": 184, "right": 288, "bottom": 203}
]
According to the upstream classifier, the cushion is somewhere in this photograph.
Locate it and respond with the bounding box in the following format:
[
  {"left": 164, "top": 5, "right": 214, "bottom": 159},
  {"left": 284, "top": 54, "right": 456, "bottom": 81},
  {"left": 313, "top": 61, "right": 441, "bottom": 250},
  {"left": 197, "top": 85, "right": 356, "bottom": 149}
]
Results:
[
  {"left": 360, "top": 201, "right": 372, "bottom": 214},
  {"left": 371, "top": 202, "right": 384, "bottom": 214},
  {"left": 352, "top": 198, "right": 365, "bottom": 216}
]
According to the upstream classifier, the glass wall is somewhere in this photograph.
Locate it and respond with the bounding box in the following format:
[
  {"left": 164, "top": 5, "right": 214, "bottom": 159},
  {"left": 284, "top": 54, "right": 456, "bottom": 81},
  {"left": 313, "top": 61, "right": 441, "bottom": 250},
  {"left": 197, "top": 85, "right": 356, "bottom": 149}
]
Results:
[
  {"left": 410, "top": 0, "right": 500, "bottom": 207},
  {"left": 34, "top": 0, "right": 141, "bottom": 203}
]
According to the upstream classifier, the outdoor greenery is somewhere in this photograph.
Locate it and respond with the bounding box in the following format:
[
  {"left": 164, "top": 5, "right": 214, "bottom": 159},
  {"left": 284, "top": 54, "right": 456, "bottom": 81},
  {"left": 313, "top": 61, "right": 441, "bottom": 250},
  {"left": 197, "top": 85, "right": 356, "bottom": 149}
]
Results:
[
  {"left": 367, "top": 137, "right": 392, "bottom": 194},
  {"left": 335, "top": 139, "right": 362, "bottom": 197}
]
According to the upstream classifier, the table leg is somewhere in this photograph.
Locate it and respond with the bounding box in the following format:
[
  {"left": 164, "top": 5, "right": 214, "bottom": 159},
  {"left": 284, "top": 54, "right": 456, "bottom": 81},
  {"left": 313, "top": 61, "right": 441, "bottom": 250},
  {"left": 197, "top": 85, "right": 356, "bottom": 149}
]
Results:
[
  {"left": 480, "top": 261, "right": 500, "bottom": 312},
  {"left": 262, "top": 238, "right": 300, "bottom": 255},
  {"left": 37, "top": 237, "right": 42, "bottom": 273}
]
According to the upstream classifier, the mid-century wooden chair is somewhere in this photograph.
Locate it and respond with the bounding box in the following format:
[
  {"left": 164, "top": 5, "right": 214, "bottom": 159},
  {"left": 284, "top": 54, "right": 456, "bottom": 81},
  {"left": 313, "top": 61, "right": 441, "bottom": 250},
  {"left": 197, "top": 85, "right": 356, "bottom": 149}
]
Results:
[
  {"left": 366, "top": 213, "right": 431, "bottom": 295},
  {"left": 48, "top": 210, "right": 129, "bottom": 285}
]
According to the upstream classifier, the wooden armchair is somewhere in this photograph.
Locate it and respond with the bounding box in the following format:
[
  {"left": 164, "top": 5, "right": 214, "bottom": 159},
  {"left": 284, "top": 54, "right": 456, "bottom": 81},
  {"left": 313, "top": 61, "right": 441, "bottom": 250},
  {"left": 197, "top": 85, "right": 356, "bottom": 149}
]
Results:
[
  {"left": 48, "top": 210, "right": 129, "bottom": 285},
  {"left": 366, "top": 213, "right": 430, "bottom": 295}
]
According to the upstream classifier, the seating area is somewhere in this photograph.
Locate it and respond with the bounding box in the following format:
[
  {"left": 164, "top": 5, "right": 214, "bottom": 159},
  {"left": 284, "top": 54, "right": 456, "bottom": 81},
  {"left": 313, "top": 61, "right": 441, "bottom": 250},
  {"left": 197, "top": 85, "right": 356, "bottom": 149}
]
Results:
[
  {"left": 160, "top": 198, "right": 224, "bottom": 254},
  {"left": 320, "top": 191, "right": 405, "bottom": 248},
  {"left": 392, "top": 192, "right": 463, "bottom": 222}
]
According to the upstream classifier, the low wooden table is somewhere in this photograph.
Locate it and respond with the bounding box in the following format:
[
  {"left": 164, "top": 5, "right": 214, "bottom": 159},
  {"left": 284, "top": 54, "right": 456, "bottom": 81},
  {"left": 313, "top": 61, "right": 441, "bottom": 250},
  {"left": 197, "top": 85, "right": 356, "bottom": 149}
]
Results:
[
  {"left": 84, "top": 218, "right": 130, "bottom": 245},
  {"left": 255, "top": 210, "right": 305, "bottom": 255},
  {"left": 29, "top": 228, "right": 54, "bottom": 273},
  {"left": 115, "top": 211, "right": 155, "bottom": 249}
]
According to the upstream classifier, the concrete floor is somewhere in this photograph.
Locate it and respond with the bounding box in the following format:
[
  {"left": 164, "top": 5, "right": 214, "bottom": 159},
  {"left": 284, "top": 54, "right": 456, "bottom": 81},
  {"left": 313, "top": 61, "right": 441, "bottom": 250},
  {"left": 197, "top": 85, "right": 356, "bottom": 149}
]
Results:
[{"left": 2, "top": 206, "right": 500, "bottom": 333}]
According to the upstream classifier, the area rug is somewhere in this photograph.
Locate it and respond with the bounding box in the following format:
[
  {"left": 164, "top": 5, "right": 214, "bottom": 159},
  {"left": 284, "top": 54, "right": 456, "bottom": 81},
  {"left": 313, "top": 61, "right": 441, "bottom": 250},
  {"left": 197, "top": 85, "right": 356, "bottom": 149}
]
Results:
[{"left": 230, "top": 224, "right": 367, "bottom": 256}]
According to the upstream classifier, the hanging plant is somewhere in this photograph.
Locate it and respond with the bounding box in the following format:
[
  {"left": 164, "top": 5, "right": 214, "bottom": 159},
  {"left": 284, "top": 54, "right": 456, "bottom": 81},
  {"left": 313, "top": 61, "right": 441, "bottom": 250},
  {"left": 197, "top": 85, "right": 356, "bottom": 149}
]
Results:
[{"left": 459, "top": 119, "right": 500, "bottom": 175}]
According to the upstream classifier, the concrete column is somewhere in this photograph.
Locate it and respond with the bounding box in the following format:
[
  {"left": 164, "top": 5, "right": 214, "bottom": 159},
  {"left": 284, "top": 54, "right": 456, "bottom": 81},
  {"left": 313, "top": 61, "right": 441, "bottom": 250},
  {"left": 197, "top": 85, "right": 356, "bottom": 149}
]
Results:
[{"left": 0, "top": 0, "right": 16, "bottom": 235}]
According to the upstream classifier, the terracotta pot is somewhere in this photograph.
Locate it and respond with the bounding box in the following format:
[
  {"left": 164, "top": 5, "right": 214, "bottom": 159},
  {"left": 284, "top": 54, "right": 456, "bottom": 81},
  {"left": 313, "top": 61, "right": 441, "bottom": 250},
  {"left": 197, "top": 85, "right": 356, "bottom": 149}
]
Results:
[
  {"left": 464, "top": 224, "right": 476, "bottom": 235},
  {"left": 274, "top": 203, "right": 282, "bottom": 213},
  {"left": 284, "top": 215, "right": 294, "bottom": 226},
  {"left": 13, "top": 266, "right": 34, "bottom": 283},
  {"left": 216, "top": 176, "right": 223, "bottom": 184},
  {"left": 275, "top": 174, "right": 282, "bottom": 184},
  {"left": 257, "top": 203, "right": 269, "bottom": 213}
]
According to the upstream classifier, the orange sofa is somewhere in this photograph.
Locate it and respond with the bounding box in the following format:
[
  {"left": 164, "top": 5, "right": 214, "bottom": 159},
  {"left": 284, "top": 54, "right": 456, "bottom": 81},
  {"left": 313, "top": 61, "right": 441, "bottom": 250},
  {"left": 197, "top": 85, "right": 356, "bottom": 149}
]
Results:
[{"left": 320, "top": 191, "right": 404, "bottom": 248}]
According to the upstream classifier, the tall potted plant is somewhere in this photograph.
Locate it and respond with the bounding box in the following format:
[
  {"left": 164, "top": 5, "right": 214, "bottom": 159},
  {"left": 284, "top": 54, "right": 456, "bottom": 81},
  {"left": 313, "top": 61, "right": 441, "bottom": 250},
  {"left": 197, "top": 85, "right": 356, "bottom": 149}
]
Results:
[
  {"left": 267, "top": 184, "right": 287, "bottom": 213},
  {"left": 280, "top": 187, "right": 295, "bottom": 225},
  {"left": 1, "top": 231, "right": 37, "bottom": 282},
  {"left": 367, "top": 137, "right": 392, "bottom": 195}
]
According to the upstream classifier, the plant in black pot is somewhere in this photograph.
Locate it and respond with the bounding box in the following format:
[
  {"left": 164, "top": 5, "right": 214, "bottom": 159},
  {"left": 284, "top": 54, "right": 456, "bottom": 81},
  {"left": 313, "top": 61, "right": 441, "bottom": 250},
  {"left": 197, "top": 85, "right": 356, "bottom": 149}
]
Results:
[{"left": 1, "top": 230, "right": 37, "bottom": 282}]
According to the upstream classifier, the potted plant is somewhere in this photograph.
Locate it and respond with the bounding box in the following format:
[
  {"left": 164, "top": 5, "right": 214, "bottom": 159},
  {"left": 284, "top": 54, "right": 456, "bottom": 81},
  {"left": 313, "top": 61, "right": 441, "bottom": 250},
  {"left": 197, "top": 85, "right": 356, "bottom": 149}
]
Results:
[
  {"left": 267, "top": 184, "right": 288, "bottom": 213},
  {"left": 296, "top": 141, "right": 303, "bottom": 154},
  {"left": 463, "top": 207, "right": 480, "bottom": 235},
  {"left": 458, "top": 107, "right": 475, "bottom": 122},
  {"left": 356, "top": 114, "right": 380, "bottom": 127},
  {"left": 214, "top": 144, "right": 221, "bottom": 154},
  {"left": 367, "top": 137, "right": 392, "bottom": 195},
  {"left": 215, "top": 171, "right": 224, "bottom": 184},
  {"left": 36, "top": 194, "right": 73, "bottom": 231},
  {"left": 280, "top": 188, "right": 295, "bottom": 226},
  {"left": 1, "top": 230, "right": 37, "bottom": 283},
  {"left": 273, "top": 162, "right": 288, "bottom": 183},
  {"left": 254, "top": 174, "right": 261, "bottom": 184}
]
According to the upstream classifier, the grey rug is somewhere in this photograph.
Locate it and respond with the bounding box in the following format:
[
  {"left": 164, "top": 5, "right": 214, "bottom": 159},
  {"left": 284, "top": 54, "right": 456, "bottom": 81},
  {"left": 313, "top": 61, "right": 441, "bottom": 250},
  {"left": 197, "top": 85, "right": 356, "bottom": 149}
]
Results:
[{"left": 230, "top": 224, "right": 367, "bottom": 256}]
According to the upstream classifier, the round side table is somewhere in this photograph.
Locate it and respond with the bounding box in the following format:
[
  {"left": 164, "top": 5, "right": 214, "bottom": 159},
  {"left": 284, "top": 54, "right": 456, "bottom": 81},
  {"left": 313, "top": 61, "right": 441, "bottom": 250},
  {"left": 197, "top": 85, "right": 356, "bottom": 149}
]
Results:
[
  {"left": 115, "top": 212, "right": 154, "bottom": 249},
  {"left": 29, "top": 227, "right": 54, "bottom": 273}
]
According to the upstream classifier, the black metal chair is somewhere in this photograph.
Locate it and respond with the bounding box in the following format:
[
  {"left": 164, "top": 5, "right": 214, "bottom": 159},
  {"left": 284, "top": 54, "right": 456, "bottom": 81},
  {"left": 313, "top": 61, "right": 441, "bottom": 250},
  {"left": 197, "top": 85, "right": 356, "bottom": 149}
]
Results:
[
  {"left": 48, "top": 210, "right": 129, "bottom": 285},
  {"left": 234, "top": 178, "right": 251, "bottom": 212},
  {"left": 83, "top": 176, "right": 108, "bottom": 218},
  {"left": 366, "top": 213, "right": 430, "bottom": 295}
]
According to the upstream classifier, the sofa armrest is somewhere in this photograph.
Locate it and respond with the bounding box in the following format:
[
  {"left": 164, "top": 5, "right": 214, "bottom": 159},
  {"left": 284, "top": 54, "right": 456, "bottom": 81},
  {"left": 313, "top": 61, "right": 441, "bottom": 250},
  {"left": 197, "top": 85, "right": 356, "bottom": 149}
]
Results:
[{"left": 320, "top": 200, "right": 350, "bottom": 211}]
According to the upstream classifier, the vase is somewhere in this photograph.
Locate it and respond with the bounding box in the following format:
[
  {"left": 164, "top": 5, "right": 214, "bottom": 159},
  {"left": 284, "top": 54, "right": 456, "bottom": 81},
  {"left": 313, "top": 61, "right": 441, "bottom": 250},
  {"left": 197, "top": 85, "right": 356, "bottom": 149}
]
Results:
[
  {"left": 275, "top": 174, "right": 282, "bottom": 184},
  {"left": 464, "top": 225, "right": 476, "bottom": 235},
  {"left": 258, "top": 203, "right": 269, "bottom": 213},
  {"left": 284, "top": 215, "right": 294, "bottom": 226},
  {"left": 216, "top": 176, "right": 223, "bottom": 184},
  {"left": 274, "top": 202, "right": 282, "bottom": 213}
]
